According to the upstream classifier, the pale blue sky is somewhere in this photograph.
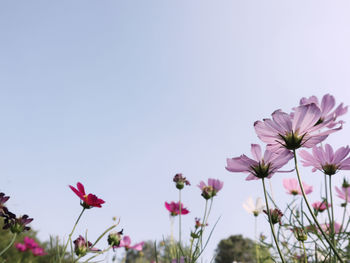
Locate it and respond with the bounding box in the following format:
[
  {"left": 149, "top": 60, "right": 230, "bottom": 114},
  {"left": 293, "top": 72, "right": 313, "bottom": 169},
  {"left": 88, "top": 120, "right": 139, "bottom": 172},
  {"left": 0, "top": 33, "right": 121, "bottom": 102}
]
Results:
[{"left": 1, "top": 0, "right": 350, "bottom": 261}]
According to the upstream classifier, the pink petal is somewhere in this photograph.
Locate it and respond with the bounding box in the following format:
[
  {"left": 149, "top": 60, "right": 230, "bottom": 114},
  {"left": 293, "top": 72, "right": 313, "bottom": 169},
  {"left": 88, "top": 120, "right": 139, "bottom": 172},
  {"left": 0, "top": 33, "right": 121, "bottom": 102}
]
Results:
[
  {"left": 321, "top": 94, "right": 335, "bottom": 117},
  {"left": 251, "top": 144, "right": 262, "bottom": 162},
  {"left": 293, "top": 104, "right": 321, "bottom": 135}
]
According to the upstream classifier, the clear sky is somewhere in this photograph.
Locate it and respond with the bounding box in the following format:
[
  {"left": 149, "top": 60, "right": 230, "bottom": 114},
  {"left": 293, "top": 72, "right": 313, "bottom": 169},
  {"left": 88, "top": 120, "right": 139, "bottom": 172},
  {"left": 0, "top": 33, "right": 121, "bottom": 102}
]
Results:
[{"left": 1, "top": 0, "right": 350, "bottom": 261}]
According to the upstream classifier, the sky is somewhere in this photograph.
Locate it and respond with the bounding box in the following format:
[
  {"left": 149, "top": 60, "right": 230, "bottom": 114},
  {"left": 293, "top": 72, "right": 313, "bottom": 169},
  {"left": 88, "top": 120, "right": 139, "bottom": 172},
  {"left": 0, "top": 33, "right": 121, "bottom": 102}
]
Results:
[{"left": 1, "top": 0, "right": 350, "bottom": 261}]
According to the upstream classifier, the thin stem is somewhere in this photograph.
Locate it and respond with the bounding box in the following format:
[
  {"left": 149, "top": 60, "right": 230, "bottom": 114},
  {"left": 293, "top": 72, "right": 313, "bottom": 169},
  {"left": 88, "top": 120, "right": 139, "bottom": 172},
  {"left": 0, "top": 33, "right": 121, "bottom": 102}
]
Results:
[
  {"left": 329, "top": 175, "right": 336, "bottom": 262},
  {"left": 262, "top": 178, "right": 285, "bottom": 263},
  {"left": 293, "top": 150, "right": 344, "bottom": 263},
  {"left": 324, "top": 174, "right": 332, "bottom": 227},
  {"left": 302, "top": 241, "right": 308, "bottom": 263},
  {"left": 179, "top": 189, "right": 182, "bottom": 246},
  {"left": 193, "top": 200, "right": 208, "bottom": 258},
  {"left": 60, "top": 207, "right": 86, "bottom": 262},
  {"left": 0, "top": 233, "right": 17, "bottom": 257},
  {"left": 255, "top": 216, "right": 260, "bottom": 263}
]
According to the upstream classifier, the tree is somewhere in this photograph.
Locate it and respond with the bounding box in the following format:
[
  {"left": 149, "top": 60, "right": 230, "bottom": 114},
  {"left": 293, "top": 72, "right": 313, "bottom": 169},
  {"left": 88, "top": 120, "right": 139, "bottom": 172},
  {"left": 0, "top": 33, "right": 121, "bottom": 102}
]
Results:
[{"left": 214, "top": 235, "right": 272, "bottom": 263}]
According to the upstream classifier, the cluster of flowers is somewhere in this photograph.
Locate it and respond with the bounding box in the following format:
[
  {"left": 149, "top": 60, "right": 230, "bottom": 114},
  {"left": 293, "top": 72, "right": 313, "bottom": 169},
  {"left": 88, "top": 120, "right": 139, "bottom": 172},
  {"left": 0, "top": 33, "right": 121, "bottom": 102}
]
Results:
[
  {"left": 15, "top": 236, "right": 46, "bottom": 256},
  {"left": 68, "top": 182, "right": 144, "bottom": 260},
  {"left": 163, "top": 174, "right": 223, "bottom": 263},
  {"left": 227, "top": 94, "right": 349, "bottom": 262},
  {"left": 0, "top": 192, "right": 33, "bottom": 235}
]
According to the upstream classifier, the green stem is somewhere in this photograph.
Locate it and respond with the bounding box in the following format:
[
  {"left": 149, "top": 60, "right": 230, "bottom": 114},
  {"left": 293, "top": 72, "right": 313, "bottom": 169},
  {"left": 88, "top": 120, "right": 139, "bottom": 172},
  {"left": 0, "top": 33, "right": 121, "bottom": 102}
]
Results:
[
  {"left": 324, "top": 174, "right": 332, "bottom": 227},
  {"left": 255, "top": 216, "right": 260, "bottom": 263},
  {"left": 329, "top": 175, "right": 336, "bottom": 262},
  {"left": 60, "top": 207, "right": 85, "bottom": 262},
  {"left": 179, "top": 189, "right": 182, "bottom": 246},
  {"left": 302, "top": 241, "right": 308, "bottom": 263},
  {"left": 262, "top": 178, "right": 285, "bottom": 263},
  {"left": 293, "top": 150, "right": 343, "bottom": 263},
  {"left": 0, "top": 233, "right": 17, "bottom": 257},
  {"left": 193, "top": 200, "right": 208, "bottom": 258},
  {"left": 337, "top": 201, "right": 347, "bottom": 244}
]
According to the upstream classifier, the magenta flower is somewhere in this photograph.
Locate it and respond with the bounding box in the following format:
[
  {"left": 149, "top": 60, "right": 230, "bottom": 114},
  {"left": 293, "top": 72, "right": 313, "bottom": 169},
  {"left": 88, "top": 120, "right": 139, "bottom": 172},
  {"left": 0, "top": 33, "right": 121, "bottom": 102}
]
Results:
[
  {"left": 198, "top": 178, "right": 224, "bottom": 199},
  {"left": 283, "top": 178, "right": 313, "bottom": 196},
  {"left": 69, "top": 182, "right": 105, "bottom": 208},
  {"left": 335, "top": 186, "right": 350, "bottom": 202},
  {"left": 118, "top": 236, "right": 144, "bottom": 251},
  {"left": 254, "top": 104, "right": 341, "bottom": 151},
  {"left": 23, "top": 237, "right": 39, "bottom": 249},
  {"left": 312, "top": 201, "right": 330, "bottom": 213},
  {"left": 226, "top": 144, "right": 293, "bottom": 180},
  {"left": 31, "top": 247, "right": 46, "bottom": 256},
  {"left": 165, "top": 201, "right": 189, "bottom": 216},
  {"left": 15, "top": 236, "right": 46, "bottom": 256},
  {"left": 299, "top": 94, "right": 348, "bottom": 128},
  {"left": 15, "top": 243, "right": 27, "bottom": 252},
  {"left": 299, "top": 144, "right": 350, "bottom": 176}
]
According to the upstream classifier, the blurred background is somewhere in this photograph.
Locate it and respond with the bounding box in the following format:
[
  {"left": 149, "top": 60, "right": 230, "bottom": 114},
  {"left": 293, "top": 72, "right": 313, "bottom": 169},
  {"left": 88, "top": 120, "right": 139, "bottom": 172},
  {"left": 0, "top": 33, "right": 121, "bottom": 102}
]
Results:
[{"left": 1, "top": 0, "right": 350, "bottom": 262}]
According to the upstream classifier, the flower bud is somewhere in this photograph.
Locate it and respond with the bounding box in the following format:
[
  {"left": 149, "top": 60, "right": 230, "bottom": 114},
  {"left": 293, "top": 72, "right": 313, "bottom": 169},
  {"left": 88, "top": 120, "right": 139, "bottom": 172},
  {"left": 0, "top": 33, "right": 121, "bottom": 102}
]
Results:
[
  {"left": 74, "top": 236, "right": 88, "bottom": 257},
  {"left": 293, "top": 227, "right": 308, "bottom": 242},
  {"left": 264, "top": 208, "right": 283, "bottom": 225},
  {"left": 108, "top": 230, "right": 123, "bottom": 247},
  {"left": 342, "top": 178, "right": 350, "bottom": 188},
  {"left": 173, "top": 174, "right": 190, "bottom": 190}
]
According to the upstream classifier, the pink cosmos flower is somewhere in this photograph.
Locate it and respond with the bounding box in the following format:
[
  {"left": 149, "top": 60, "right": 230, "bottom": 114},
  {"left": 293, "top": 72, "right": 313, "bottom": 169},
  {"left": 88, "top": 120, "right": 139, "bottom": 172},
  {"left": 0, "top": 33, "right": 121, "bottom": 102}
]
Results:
[
  {"left": 23, "top": 237, "right": 39, "bottom": 249},
  {"left": 198, "top": 178, "right": 224, "bottom": 199},
  {"left": 165, "top": 201, "right": 189, "bottom": 216},
  {"left": 254, "top": 104, "right": 341, "bottom": 151},
  {"left": 312, "top": 201, "right": 330, "bottom": 213},
  {"left": 31, "top": 247, "right": 47, "bottom": 256},
  {"left": 118, "top": 236, "right": 144, "bottom": 251},
  {"left": 299, "top": 94, "right": 348, "bottom": 128},
  {"left": 15, "top": 236, "right": 46, "bottom": 256},
  {"left": 321, "top": 222, "right": 342, "bottom": 234},
  {"left": 335, "top": 186, "right": 350, "bottom": 202},
  {"left": 69, "top": 182, "right": 105, "bottom": 208},
  {"left": 226, "top": 144, "right": 293, "bottom": 180},
  {"left": 299, "top": 144, "right": 350, "bottom": 176},
  {"left": 15, "top": 243, "right": 27, "bottom": 252},
  {"left": 283, "top": 178, "right": 313, "bottom": 196}
]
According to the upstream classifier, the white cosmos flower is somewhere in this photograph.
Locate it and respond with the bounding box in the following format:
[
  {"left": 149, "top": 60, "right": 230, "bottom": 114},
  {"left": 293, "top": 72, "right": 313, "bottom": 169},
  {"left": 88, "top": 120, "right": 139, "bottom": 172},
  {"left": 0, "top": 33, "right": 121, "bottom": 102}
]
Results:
[{"left": 242, "top": 197, "right": 265, "bottom": 217}]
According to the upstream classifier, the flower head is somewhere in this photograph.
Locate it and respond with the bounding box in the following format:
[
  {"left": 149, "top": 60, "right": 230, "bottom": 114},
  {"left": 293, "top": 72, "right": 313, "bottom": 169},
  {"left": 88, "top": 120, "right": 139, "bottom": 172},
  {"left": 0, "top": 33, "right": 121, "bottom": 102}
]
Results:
[
  {"left": 0, "top": 192, "right": 10, "bottom": 217},
  {"left": 312, "top": 201, "right": 330, "bottom": 213},
  {"left": 283, "top": 178, "right": 313, "bottom": 196},
  {"left": 15, "top": 243, "right": 27, "bottom": 252},
  {"left": 73, "top": 235, "right": 99, "bottom": 257},
  {"left": 69, "top": 182, "right": 105, "bottom": 209},
  {"left": 117, "top": 236, "right": 144, "bottom": 251},
  {"left": 165, "top": 201, "right": 189, "bottom": 216},
  {"left": 198, "top": 178, "right": 223, "bottom": 199},
  {"left": 226, "top": 144, "right": 293, "bottom": 180},
  {"left": 321, "top": 222, "right": 342, "bottom": 235},
  {"left": 292, "top": 227, "right": 308, "bottom": 242},
  {"left": 242, "top": 197, "right": 265, "bottom": 217},
  {"left": 298, "top": 94, "right": 348, "bottom": 128},
  {"left": 108, "top": 229, "right": 123, "bottom": 247},
  {"left": 264, "top": 208, "right": 283, "bottom": 225},
  {"left": 254, "top": 104, "right": 341, "bottom": 151},
  {"left": 15, "top": 236, "right": 46, "bottom": 256},
  {"left": 173, "top": 173, "right": 190, "bottom": 190},
  {"left": 3, "top": 213, "right": 33, "bottom": 234},
  {"left": 299, "top": 144, "right": 350, "bottom": 176}
]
